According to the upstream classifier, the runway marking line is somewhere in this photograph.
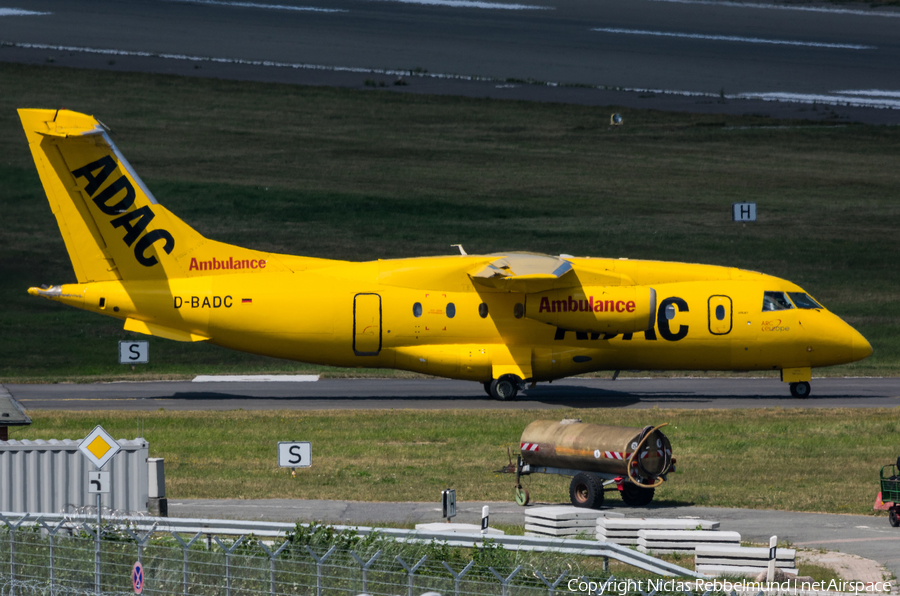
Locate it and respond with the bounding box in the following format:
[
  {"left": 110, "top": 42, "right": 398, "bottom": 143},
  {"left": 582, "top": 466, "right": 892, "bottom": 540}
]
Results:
[
  {"left": 646, "top": 0, "right": 900, "bottom": 19},
  {"left": 590, "top": 27, "right": 876, "bottom": 50},
  {"left": 166, "top": 0, "right": 346, "bottom": 12},
  {"left": 0, "top": 8, "right": 51, "bottom": 16}
]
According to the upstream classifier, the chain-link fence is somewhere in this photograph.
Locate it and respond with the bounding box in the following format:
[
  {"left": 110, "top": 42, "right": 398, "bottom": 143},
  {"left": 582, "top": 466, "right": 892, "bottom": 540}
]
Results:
[
  {"left": 0, "top": 517, "right": 596, "bottom": 596},
  {"left": 0, "top": 513, "right": 754, "bottom": 596}
]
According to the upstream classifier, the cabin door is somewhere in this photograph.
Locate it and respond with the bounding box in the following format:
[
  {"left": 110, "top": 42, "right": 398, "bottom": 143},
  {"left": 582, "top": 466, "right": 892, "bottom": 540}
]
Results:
[
  {"left": 708, "top": 295, "right": 733, "bottom": 335},
  {"left": 353, "top": 293, "right": 382, "bottom": 356}
]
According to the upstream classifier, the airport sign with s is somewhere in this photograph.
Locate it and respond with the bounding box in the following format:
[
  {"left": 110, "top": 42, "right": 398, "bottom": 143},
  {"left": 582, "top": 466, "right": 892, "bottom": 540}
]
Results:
[
  {"left": 119, "top": 341, "right": 149, "bottom": 364},
  {"left": 278, "top": 442, "right": 311, "bottom": 468}
]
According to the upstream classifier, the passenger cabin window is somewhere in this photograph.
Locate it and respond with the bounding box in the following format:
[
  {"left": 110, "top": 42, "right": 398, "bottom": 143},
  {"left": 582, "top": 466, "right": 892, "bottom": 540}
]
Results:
[
  {"left": 762, "top": 291, "right": 793, "bottom": 312},
  {"left": 788, "top": 292, "right": 822, "bottom": 310}
]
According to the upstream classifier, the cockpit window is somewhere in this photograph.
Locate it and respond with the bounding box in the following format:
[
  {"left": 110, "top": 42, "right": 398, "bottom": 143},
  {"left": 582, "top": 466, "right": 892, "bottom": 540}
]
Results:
[
  {"left": 788, "top": 292, "right": 822, "bottom": 310},
  {"left": 762, "top": 291, "right": 794, "bottom": 312}
]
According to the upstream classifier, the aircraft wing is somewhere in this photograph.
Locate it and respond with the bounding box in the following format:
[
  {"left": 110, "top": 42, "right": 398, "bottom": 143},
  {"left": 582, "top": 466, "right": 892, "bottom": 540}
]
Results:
[{"left": 469, "top": 253, "right": 633, "bottom": 292}]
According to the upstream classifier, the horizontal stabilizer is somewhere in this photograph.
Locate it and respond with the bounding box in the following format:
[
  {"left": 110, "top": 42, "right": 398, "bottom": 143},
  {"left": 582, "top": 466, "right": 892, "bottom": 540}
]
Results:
[{"left": 124, "top": 318, "right": 210, "bottom": 342}]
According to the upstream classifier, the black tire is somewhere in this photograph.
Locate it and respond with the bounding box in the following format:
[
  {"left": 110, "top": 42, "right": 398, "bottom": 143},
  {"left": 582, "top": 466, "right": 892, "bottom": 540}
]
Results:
[
  {"left": 620, "top": 483, "right": 655, "bottom": 507},
  {"left": 790, "top": 381, "right": 811, "bottom": 398},
  {"left": 569, "top": 472, "right": 604, "bottom": 509},
  {"left": 483, "top": 381, "right": 493, "bottom": 397},
  {"left": 890, "top": 509, "right": 900, "bottom": 528},
  {"left": 490, "top": 375, "right": 519, "bottom": 401}
]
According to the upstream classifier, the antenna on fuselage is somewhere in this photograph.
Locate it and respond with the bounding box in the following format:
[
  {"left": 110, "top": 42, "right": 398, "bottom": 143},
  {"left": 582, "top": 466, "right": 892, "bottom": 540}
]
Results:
[{"left": 451, "top": 244, "right": 467, "bottom": 256}]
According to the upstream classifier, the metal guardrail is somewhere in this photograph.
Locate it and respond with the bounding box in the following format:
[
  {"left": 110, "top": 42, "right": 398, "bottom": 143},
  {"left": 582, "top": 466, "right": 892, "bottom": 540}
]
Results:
[{"left": 1, "top": 511, "right": 704, "bottom": 579}]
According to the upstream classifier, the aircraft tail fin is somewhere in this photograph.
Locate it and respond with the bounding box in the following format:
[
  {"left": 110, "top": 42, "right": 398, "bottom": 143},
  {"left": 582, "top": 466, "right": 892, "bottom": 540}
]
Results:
[{"left": 19, "top": 109, "right": 275, "bottom": 282}]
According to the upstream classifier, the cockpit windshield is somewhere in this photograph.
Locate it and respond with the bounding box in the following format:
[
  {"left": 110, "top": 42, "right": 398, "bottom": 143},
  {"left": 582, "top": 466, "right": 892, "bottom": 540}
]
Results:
[
  {"left": 762, "top": 291, "right": 793, "bottom": 311},
  {"left": 788, "top": 292, "right": 822, "bottom": 310}
]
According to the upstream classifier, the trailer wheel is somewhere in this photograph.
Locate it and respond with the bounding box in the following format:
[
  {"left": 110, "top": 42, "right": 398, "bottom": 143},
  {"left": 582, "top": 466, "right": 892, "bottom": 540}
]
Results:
[
  {"left": 890, "top": 509, "right": 900, "bottom": 528},
  {"left": 621, "top": 483, "right": 655, "bottom": 507},
  {"left": 515, "top": 487, "right": 530, "bottom": 506},
  {"left": 570, "top": 473, "right": 604, "bottom": 509}
]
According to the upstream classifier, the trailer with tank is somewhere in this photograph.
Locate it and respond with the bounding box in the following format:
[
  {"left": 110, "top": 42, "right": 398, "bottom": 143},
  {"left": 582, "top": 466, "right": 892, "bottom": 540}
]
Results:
[{"left": 503, "top": 419, "right": 676, "bottom": 508}]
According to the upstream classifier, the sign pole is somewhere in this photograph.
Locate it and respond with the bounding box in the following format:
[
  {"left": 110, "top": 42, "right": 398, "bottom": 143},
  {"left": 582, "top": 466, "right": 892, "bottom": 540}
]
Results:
[
  {"left": 79, "top": 425, "right": 120, "bottom": 596},
  {"left": 96, "top": 483, "right": 101, "bottom": 595},
  {"left": 766, "top": 535, "right": 777, "bottom": 583}
]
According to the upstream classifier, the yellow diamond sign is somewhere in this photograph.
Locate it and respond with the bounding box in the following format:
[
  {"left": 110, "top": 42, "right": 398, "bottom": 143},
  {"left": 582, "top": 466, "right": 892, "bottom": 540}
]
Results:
[{"left": 79, "top": 425, "right": 121, "bottom": 469}]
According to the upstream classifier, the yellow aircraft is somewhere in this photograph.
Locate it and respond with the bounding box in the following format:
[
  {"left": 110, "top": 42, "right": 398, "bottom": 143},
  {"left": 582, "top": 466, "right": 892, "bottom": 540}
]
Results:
[{"left": 19, "top": 109, "right": 873, "bottom": 399}]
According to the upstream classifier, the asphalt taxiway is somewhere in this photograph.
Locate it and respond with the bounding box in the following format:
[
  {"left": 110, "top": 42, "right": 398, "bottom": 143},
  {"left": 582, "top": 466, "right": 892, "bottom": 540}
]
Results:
[
  {"left": 2, "top": 0, "right": 899, "bottom": 123},
  {"left": 6, "top": 377, "right": 899, "bottom": 411}
]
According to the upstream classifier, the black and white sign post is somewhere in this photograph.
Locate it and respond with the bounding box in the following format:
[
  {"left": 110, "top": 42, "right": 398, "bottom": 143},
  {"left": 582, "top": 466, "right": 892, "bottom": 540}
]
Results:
[
  {"left": 441, "top": 489, "right": 457, "bottom": 522},
  {"left": 766, "top": 535, "right": 778, "bottom": 582},
  {"left": 79, "top": 426, "right": 121, "bottom": 595},
  {"left": 278, "top": 442, "right": 311, "bottom": 477},
  {"left": 481, "top": 506, "right": 489, "bottom": 535}
]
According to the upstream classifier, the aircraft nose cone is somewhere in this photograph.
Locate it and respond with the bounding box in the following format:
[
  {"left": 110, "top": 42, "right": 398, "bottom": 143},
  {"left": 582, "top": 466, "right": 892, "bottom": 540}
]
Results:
[{"left": 850, "top": 329, "right": 873, "bottom": 362}]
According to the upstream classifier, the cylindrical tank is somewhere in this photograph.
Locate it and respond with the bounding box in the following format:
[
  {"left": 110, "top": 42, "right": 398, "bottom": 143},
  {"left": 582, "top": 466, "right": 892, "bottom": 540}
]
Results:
[{"left": 520, "top": 419, "right": 672, "bottom": 480}]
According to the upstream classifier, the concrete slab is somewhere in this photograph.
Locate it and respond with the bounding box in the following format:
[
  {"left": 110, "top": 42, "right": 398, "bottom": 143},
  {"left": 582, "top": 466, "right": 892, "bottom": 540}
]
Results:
[{"left": 414, "top": 523, "right": 504, "bottom": 535}]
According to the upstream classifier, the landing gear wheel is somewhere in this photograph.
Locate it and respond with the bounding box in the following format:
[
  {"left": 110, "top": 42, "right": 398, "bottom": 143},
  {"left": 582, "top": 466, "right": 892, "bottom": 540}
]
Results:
[
  {"left": 890, "top": 509, "right": 899, "bottom": 528},
  {"left": 483, "top": 381, "right": 493, "bottom": 397},
  {"left": 515, "top": 487, "right": 530, "bottom": 506},
  {"left": 569, "top": 472, "right": 604, "bottom": 509},
  {"left": 620, "top": 483, "right": 655, "bottom": 507},
  {"left": 790, "top": 381, "right": 811, "bottom": 398},
  {"left": 490, "top": 375, "right": 519, "bottom": 401}
]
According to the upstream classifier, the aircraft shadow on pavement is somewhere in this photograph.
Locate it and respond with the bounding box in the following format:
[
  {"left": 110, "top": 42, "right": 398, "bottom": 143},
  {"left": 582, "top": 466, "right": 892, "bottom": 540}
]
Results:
[
  {"left": 163, "top": 387, "right": 646, "bottom": 408},
  {"left": 154, "top": 386, "right": 846, "bottom": 408},
  {"left": 159, "top": 386, "right": 821, "bottom": 408}
]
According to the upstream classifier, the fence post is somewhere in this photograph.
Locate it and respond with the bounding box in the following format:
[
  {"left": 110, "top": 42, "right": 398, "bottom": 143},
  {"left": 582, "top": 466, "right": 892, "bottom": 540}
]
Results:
[
  {"left": 213, "top": 535, "right": 246, "bottom": 596},
  {"left": 36, "top": 518, "right": 67, "bottom": 596},
  {"left": 173, "top": 531, "right": 204, "bottom": 596},
  {"left": 0, "top": 513, "right": 29, "bottom": 596},
  {"left": 489, "top": 565, "right": 522, "bottom": 596},
  {"left": 587, "top": 576, "right": 616, "bottom": 596},
  {"left": 259, "top": 539, "right": 290, "bottom": 596},
  {"left": 442, "top": 560, "right": 474, "bottom": 596},
  {"left": 396, "top": 555, "right": 428, "bottom": 596},
  {"left": 351, "top": 549, "right": 382, "bottom": 594},
  {"left": 305, "top": 545, "right": 337, "bottom": 596},
  {"left": 535, "top": 570, "right": 568, "bottom": 596},
  {"left": 125, "top": 523, "right": 157, "bottom": 567}
]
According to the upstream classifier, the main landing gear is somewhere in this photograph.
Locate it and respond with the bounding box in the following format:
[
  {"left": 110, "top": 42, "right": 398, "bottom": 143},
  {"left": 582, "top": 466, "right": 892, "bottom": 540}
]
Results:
[
  {"left": 790, "top": 381, "right": 811, "bottom": 398},
  {"left": 483, "top": 374, "right": 522, "bottom": 401}
]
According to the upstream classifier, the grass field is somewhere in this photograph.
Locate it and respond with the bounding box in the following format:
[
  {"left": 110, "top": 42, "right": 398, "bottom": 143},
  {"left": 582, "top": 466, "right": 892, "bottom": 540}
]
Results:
[
  {"left": 14, "top": 408, "right": 900, "bottom": 516},
  {"left": 1, "top": 62, "right": 898, "bottom": 380}
]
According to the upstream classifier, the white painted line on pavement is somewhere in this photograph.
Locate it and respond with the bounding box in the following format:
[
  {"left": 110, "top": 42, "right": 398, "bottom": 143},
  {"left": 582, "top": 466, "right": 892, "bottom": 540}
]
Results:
[
  {"left": 192, "top": 375, "right": 320, "bottom": 382},
  {"left": 166, "top": 0, "right": 346, "bottom": 12},
  {"left": 0, "top": 8, "right": 51, "bottom": 16},
  {"left": 369, "top": 0, "right": 552, "bottom": 9},
  {"left": 591, "top": 27, "right": 876, "bottom": 50},
  {"left": 646, "top": 0, "right": 900, "bottom": 19},
  {"left": 737, "top": 91, "right": 900, "bottom": 109},
  {"left": 833, "top": 90, "right": 900, "bottom": 98}
]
